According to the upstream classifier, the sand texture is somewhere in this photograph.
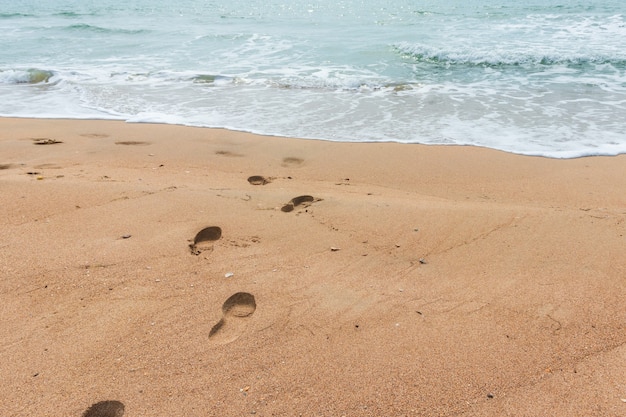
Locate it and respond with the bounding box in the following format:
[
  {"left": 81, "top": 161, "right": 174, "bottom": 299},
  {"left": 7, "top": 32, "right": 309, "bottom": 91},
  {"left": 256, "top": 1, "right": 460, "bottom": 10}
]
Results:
[{"left": 1, "top": 118, "right": 625, "bottom": 416}]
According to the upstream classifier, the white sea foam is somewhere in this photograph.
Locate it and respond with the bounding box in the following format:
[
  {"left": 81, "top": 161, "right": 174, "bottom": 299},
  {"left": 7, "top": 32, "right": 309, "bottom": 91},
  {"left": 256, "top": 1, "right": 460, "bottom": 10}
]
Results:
[{"left": 1, "top": 0, "right": 625, "bottom": 158}]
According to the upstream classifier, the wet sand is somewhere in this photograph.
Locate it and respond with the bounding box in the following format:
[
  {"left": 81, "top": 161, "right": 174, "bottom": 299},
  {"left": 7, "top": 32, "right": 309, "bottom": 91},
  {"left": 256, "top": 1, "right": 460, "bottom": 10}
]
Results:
[{"left": 1, "top": 117, "right": 625, "bottom": 416}]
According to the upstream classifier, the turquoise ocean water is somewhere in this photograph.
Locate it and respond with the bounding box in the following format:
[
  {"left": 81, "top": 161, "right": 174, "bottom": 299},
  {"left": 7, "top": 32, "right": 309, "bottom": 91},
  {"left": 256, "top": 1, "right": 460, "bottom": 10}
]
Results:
[{"left": 1, "top": 0, "right": 625, "bottom": 158}]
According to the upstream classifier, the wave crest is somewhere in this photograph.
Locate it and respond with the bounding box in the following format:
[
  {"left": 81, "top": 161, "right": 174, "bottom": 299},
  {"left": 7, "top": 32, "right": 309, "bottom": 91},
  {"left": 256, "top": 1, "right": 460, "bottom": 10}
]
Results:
[
  {"left": 66, "top": 23, "right": 147, "bottom": 35},
  {"left": 394, "top": 43, "right": 626, "bottom": 68},
  {"left": 0, "top": 69, "right": 56, "bottom": 84},
  {"left": 0, "top": 12, "right": 33, "bottom": 18}
]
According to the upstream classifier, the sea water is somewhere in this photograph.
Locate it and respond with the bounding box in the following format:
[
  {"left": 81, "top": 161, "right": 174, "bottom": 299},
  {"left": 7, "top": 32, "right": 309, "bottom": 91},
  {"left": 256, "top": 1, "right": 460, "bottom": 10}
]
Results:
[{"left": 1, "top": 0, "right": 625, "bottom": 158}]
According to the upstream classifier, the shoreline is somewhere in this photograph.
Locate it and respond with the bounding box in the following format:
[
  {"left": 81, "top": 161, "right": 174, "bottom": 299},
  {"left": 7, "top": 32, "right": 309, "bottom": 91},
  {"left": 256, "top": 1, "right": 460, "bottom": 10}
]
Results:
[
  {"left": 1, "top": 117, "right": 625, "bottom": 416},
  {"left": 3, "top": 115, "right": 625, "bottom": 159}
]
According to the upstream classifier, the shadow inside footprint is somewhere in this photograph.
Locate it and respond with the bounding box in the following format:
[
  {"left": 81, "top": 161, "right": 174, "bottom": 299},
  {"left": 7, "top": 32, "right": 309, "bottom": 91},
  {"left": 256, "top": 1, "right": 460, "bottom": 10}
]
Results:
[
  {"left": 281, "top": 195, "right": 315, "bottom": 212},
  {"left": 216, "top": 150, "right": 243, "bottom": 157},
  {"left": 209, "top": 292, "right": 256, "bottom": 344},
  {"left": 247, "top": 175, "right": 270, "bottom": 185},
  {"left": 33, "top": 138, "right": 62, "bottom": 145},
  {"left": 282, "top": 156, "right": 304, "bottom": 167},
  {"left": 190, "top": 226, "right": 222, "bottom": 255},
  {"left": 115, "top": 141, "right": 150, "bottom": 146},
  {"left": 82, "top": 401, "right": 125, "bottom": 417}
]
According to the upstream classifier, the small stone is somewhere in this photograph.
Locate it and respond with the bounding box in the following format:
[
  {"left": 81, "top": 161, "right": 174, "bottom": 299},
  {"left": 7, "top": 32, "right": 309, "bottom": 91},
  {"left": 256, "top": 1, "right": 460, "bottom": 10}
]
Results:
[
  {"left": 225, "top": 272, "right": 234, "bottom": 278},
  {"left": 121, "top": 234, "right": 132, "bottom": 239},
  {"left": 330, "top": 247, "right": 341, "bottom": 251},
  {"left": 419, "top": 258, "right": 427, "bottom": 264}
]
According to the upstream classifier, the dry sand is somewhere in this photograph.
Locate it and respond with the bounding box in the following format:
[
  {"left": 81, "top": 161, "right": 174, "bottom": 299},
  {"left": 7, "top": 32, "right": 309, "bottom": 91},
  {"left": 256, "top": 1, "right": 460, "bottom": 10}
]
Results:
[{"left": 1, "top": 117, "right": 625, "bottom": 416}]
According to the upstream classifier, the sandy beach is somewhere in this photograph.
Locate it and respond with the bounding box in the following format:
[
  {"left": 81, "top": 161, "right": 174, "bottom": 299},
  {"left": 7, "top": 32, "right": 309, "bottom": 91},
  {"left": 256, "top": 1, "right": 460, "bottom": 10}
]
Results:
[{"left": 1, "top": 117, "right": 625, "bottom": 416}]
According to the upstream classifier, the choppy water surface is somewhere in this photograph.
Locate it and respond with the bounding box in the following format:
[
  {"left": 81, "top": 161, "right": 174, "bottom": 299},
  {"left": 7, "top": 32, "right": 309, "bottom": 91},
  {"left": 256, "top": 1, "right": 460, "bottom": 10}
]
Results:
[{"left": 1, "top": 0, "right": 625, "bottom": 157}]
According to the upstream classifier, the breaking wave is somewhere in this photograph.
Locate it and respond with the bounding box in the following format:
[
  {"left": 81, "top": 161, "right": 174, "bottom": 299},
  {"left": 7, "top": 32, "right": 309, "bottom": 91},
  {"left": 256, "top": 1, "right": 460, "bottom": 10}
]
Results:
[
  {"left": 0, "top": 69, "right": 56, "bottom": 84},
  {"left": 394, "top": 43, "right": 626, "bottom": 68}
]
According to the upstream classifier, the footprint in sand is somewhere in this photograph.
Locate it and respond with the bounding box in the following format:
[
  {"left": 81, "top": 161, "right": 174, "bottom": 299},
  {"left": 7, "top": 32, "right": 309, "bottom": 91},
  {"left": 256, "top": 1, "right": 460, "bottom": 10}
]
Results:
[
  {"left": 281, "top": 156, "right": 303, "bottom": 167},
  {"left": 114, "top": 141, "right": 150, "bottom": 146},
  {"left": 32, "top": 138, "right": 62, "bottom": 145},
  {"left": 189, "top": 226, "right": 222, "bottom": 255},
  {"left": 281, "top": 195, "right": 315, "bottom": 212},
  {"left": 215, "top": 150, "right": 244, "bottom": 157},
  {"left": 209, "top": 292, "right": 256, "bottom": 344},
  {"left": 82, "top": 400, "right": 125, "bottom": 417},
  {"left": 80, "top": 133, "right": 110, "bottom": 139},
  {"left": 247, "top": 175, "right": 271, "bottom": 185}
]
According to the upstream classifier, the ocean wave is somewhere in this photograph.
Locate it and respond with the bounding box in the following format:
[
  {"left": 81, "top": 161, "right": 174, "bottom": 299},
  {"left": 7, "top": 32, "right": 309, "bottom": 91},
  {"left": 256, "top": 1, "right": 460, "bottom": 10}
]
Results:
[
  {"left": 0, "top": 12, "right": 33, "bottom": 18},
  {"left": 190, "top": 67, "right": 408, "bottom": 92},
  {"left": 268, "top": 78, "right": 421, "bottom": 93},
  {"left": 394, "top": 43, "right": 626, "bottom": 68},
  {"left": 191, "top": 74, "right": 233, "bottom": 84},
  {"left": 65, "top": 23, "right": 148, "bottom": 35},
  {"left": 54, "top": 11, "right": 92, "bottom": 18},
  {"left": 0, "top": 69, "right": 56, "bottom": 84}
]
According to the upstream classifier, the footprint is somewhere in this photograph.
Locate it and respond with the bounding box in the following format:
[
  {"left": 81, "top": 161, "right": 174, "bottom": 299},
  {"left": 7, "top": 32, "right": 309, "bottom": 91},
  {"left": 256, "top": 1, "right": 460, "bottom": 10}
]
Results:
[
  {"left": 209, "top": 292, "right": 256, "bottom": 344},
  {"left": 32, "top": 138, "right": 62, "bottom": 145},
  {"left": 282, "top": 156, "right": 303, "bottom": 167},
  {"left": 80, "top": 133, "right": 110, "bottom": 139},
  {"left": 82, "top": 401, "right": 125, "bottom": 417},
  {"left": 115, "top": 141, "right": 150, "bottom": 146},
  {"left": 215, "top": 150, "right": 243, "bottom": 157},
  {"left": 247, "top": 175, "right": 271, "bottom": 185},
  {"left": 189, "top": 226, "right": 222, "bottom": 255},
  {"left": 281, "top": 195, "right": 315, "bottom": 212}
]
